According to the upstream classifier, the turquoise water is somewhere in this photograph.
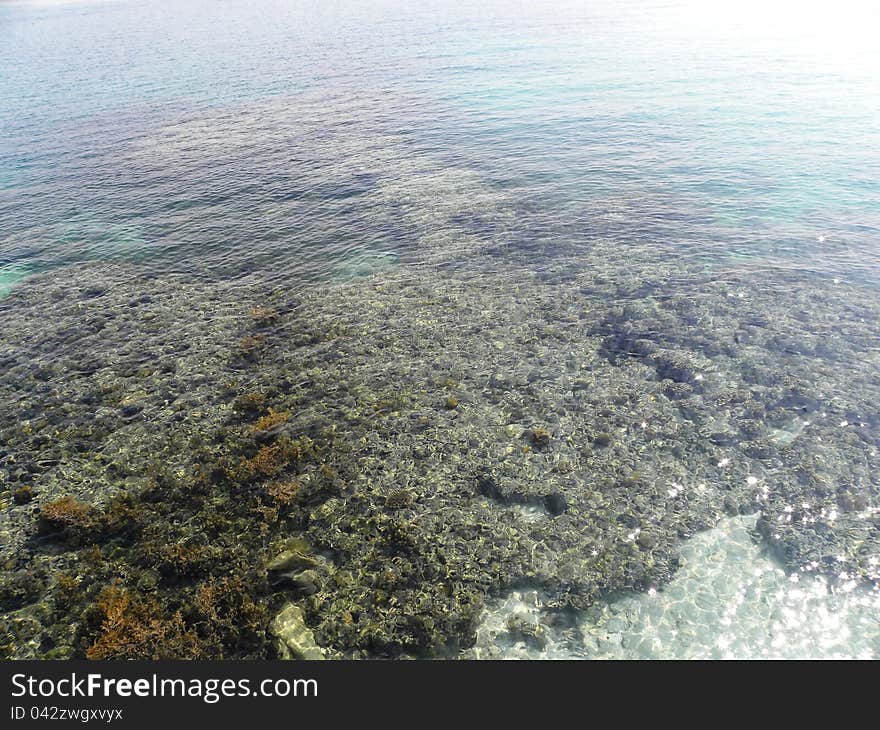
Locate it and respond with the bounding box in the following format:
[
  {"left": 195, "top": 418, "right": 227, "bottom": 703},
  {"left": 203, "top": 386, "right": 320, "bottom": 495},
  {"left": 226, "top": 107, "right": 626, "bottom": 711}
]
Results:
[
  {"left": 2, "top": 0, "right": 879, "bottom": 285},
  {"left": 2, "top": 0, "right": 880, "bottom": 659}
]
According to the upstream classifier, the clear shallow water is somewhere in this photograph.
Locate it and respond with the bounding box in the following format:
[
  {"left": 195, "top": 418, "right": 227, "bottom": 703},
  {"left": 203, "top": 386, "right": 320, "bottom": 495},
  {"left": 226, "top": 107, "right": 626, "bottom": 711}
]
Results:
[
  {"left": 1, "top": 0, "right": 879, "bottom": 659},
  {"left": 472, "top": 515, "right": 880, "bottom": 659}
]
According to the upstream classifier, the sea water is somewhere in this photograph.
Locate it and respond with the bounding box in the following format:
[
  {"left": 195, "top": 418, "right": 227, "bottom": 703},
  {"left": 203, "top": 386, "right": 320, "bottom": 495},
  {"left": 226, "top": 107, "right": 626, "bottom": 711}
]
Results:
[
  {"left": 1, "top": 0, "right": 879, "bottom": 658},
  {"left": 472, "top": 515, "right": 880, "bottom": 659}
]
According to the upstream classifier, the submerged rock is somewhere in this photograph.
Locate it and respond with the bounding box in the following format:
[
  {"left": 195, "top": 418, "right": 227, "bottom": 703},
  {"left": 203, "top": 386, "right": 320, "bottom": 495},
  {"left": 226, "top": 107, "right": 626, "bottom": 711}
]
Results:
[
  {"left": 1, "top": 254, "right": 878, "bottom": 659},
  {"left": 271, "top": 603, "right": 325, "bottom": 660}
]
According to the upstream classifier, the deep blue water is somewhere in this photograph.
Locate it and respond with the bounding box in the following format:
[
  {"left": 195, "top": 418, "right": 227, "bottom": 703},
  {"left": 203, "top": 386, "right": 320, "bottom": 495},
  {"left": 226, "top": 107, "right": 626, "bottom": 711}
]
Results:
[{"left": 2, "top": 0, "right": 879, "bottom": 289}]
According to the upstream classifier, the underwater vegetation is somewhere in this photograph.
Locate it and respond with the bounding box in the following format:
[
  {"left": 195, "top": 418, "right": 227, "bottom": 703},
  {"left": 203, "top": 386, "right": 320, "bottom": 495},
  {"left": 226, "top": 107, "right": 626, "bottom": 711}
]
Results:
[
  {"left": 252, "top": 408, "right": 290, "bottom": 434},
  {"left": 84, "top": 586, "right": 205, "bottom": 660},
  {"left": 0, "top": 270, "right": 343, "bottom": 658},
  {"left": 38, "top": 497, "right": 95, "bottom": 539},
  {"left": 0, "top": 257, "right": 878, "bottom": 658}
]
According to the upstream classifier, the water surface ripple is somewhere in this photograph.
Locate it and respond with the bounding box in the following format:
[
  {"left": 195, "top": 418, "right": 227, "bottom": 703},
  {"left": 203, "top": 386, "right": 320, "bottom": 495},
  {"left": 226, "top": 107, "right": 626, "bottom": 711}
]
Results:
[{"left": 1, "top": 0, "right": 879, "bottom": 659}]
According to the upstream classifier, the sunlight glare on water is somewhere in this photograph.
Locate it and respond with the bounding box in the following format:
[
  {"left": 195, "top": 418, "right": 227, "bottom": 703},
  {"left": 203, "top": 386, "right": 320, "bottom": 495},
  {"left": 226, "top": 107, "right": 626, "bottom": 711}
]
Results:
[
  {"left": 473, "top": 516, "right": 880, "bottom": 660},
  {"left": 661, "top": 0, "right": 880, "bottom": 70},
  {"left": 0, "top": 0, "right": 878, "bottom": 660}
]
